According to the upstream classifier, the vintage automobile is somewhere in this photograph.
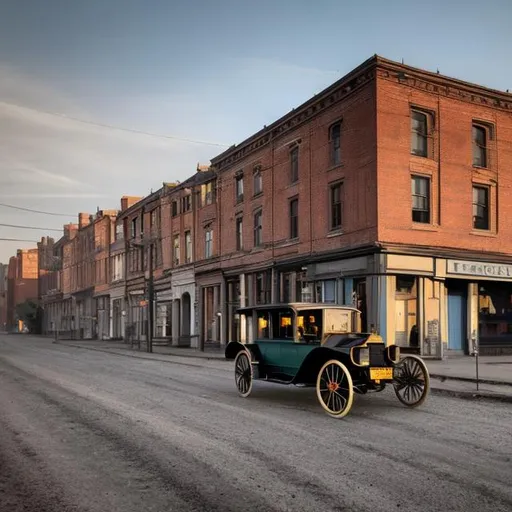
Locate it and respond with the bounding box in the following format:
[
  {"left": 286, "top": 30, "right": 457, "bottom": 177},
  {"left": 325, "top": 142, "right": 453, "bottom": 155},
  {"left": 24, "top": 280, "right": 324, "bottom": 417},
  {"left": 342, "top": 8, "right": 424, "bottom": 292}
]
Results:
[{"left": 225, "top": 303, "right": 430, "bottom": 418}]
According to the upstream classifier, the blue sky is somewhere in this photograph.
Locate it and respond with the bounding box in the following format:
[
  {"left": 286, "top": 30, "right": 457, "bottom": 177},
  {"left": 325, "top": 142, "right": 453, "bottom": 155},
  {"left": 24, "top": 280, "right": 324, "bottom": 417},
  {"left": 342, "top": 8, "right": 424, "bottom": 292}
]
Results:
[{"left": 0, "top": 0, "right": 510, "bottom": 262}]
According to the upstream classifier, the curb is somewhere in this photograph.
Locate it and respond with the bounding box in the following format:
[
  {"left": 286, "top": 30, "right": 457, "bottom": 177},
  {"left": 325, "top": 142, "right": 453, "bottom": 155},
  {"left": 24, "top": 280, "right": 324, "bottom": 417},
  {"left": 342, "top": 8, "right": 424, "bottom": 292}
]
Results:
[
  {"left": 430, "top": 386, "right": 512, "bottom": 404},
  {"left": 430, "top": 373, "right": 512, "bottom": 388}
]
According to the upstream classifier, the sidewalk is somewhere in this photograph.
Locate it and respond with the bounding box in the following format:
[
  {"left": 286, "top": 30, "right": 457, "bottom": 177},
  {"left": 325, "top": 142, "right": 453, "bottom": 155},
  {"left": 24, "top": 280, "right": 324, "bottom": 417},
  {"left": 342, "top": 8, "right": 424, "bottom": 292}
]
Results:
[{"left": 49, "top": 337, "right": 512, "bottom": 403}]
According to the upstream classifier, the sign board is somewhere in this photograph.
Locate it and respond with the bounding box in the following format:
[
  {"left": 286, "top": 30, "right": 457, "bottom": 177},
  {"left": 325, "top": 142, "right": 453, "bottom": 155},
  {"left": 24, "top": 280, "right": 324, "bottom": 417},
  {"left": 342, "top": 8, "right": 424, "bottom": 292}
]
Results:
[{"left": 447, "top": 260, "right": 512, "bottom": 280}]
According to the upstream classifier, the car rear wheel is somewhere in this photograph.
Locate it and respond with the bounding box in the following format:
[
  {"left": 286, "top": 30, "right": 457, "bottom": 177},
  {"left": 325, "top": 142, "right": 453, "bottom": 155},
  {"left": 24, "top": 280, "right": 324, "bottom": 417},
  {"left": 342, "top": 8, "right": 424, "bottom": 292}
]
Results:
[
  {"left": 393, "top": 355, "right": 430, "bottom": 407},
  {"left": 234, "top": 350, "right": 253, "bottom": 397},
  {"left": 316, "top": 360, "right": 354, "bottom": 418}
]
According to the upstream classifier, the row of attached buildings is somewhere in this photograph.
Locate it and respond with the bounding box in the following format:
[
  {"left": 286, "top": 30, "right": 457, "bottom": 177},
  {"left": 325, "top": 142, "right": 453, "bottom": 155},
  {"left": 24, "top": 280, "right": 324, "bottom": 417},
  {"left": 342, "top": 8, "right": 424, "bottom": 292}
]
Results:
[{"left": 4, "top": 55, "right": 512, "bottom": 357}]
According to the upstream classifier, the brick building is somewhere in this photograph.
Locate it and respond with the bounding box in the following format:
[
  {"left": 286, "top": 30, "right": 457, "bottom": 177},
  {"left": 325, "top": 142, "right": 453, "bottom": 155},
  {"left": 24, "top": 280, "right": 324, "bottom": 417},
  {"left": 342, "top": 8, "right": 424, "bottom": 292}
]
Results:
[
  {"left": 191, "top": 54, "right": 512, "bottom": 357},
  {"left": 0, "top": 263, "right": 7, "bottom": 330},
  {"left": 6, "top": 248, "right": 39, "bottom": 331},
  {"left": 108, "top": 196, "right": 142, "bottom": 340}
]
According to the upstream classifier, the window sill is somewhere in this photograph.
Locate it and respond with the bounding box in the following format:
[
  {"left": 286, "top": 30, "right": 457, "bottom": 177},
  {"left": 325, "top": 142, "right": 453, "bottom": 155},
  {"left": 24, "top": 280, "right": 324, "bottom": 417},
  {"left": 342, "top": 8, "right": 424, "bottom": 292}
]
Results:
[
  {"left": 252, "top": 191, "right": 263, "bottom": 199},
  {"left": 326, "top": 163, "right": 344, "bottom": 172},
  {"left": 327, "top": 229, "right": 344, "bottom": 238},
  {"left": 470, "top": 230, "right": 496, "bottom": 238},
  {"left": 251, "top": 246, "right": 265, "bottom": 254},
  {"left": 275, "top": 238, "right": 300, "bottom": 248},
  {"left": 472, "top": 165, "right": 490, "bottom": 171},
  {"left": 411, "top": 223, "right": 439, "bottom": 232}
]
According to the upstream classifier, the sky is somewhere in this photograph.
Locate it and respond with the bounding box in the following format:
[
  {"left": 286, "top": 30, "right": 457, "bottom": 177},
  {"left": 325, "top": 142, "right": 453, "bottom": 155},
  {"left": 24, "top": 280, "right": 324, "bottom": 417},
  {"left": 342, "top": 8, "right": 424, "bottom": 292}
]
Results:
[{"left": 0, "top": 0, "right": 510, "bottom": 263}]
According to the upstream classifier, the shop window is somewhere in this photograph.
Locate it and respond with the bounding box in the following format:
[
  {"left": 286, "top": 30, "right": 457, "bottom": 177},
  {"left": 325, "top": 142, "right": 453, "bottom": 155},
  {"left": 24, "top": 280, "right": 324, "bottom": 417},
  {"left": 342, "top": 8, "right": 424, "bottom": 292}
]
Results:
[
  {"left": 316, "top": 279, "right": 337, "bottom": 303},
  {"left": 396, "top": 275, "right": 417, "bottom": 294}
]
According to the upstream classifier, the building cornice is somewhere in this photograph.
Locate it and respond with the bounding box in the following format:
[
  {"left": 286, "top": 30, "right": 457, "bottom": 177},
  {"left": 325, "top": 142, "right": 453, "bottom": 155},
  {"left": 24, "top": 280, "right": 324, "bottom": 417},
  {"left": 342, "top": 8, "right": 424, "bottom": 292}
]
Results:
[
  {"left": 375, "top": 56, "right": 512, "bottom": 112},
  {"left": 210, "top": 56, "right": 378, "bottom": 172}
]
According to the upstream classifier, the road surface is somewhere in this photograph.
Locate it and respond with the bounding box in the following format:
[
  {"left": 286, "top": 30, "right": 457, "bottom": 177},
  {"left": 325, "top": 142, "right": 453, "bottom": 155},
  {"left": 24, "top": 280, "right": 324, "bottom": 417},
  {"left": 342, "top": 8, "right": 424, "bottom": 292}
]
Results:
[{"left": 1, "top": 335, "right": 511, "bottom": 512}]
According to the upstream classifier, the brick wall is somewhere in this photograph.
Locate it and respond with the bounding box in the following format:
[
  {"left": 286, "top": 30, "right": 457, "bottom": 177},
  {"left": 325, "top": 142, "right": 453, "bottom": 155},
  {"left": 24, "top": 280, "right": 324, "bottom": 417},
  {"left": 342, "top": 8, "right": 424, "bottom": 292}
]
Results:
[{"left": 376, "top": 63, "right": 512, "bottom": 254}]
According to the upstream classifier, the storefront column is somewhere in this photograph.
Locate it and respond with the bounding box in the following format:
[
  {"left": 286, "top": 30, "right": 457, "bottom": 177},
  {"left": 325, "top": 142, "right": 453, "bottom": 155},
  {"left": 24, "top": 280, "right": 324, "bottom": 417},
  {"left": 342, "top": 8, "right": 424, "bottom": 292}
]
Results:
[
  {"left": 239, "top": 274, "right": 246, "bottom": 343},
  {"left": 220, "top": 279, "right": 227, "bottom": 346},
  {"left": 171, "top": 299, "right": 180, "bottom": 346},
  {"left": 467, "top": 282, "right": 479, "bottom": 355}
]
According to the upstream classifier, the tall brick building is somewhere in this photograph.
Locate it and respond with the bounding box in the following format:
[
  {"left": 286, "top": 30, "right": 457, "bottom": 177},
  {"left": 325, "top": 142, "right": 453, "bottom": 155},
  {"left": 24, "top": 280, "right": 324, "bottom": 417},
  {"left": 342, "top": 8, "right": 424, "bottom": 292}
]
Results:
[
  {"left": 6, "top": 248, "right": 39, "bottom": 331},
  {"left": 0, "top": 263, "right": 8, "bottom": 330},
  {"left": 189, "top": 54, "right": 512, "bottom": 357}
]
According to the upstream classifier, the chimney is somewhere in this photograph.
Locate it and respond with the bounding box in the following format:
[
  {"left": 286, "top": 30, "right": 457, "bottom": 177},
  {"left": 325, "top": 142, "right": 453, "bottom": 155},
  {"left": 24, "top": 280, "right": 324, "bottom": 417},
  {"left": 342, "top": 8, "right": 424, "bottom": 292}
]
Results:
[
  {"left": 120, "top": 196, "right": 143, "bottom": 212},
  {"left": 78, "top": 212, "right": 90, "bottom": 229},
  {"left": 64, "top": 223, "right": 78, "bottom": 240}
]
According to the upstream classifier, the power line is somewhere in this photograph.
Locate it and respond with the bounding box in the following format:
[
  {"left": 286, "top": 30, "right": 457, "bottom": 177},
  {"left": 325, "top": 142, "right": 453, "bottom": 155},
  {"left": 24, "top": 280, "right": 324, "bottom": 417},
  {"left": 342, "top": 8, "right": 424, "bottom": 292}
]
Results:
[
  {"left": 0, "top": 238, "right": 39, "bottom": 243},
  {"left": 1, "top": 100, "right": 232, "bottom": 148},
  {"left": 0, "top": 202, "right": 73, "bottom": 217},
  {"left": 0, "top": 222, "right": 61, "bottom": 232}
]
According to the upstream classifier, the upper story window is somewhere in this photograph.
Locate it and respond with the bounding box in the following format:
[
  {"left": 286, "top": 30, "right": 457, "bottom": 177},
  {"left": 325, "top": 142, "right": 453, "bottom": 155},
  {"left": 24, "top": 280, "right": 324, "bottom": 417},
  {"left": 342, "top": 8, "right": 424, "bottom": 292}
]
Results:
[
  {"left": 411, "top": 175, "right": 430, "bottom": 224},
  {"left": 173, "top": 235, "right": 180, "bottom": 265},
  {"left": 182, "top": 195, "right": 191, "bottom": 212},
  {"left": 235, "top": 174, "right": 244, "bottom": 203},
  {"left": 330, "top": 122, "right": 341, "bottom": 166},
  {"left": 130, "top": 218, "right": 137, "bottom": 239},
  {"left": 472, "top": 123, "right": 489, "bottom": 168},
  {"left": 236, "top": 216, "right": 243, "bottom": 251},
  {"left": 473, "top": 185, "right": 489, "bottom": 230},
  {"left": 254, "top": 210, "right": 263, "bottom": 247},
  {"left": 410, "top": 109, "right": 432, "bottom": 158},
  {"left": 290, "top": 146, "right": 299, "bottom": 183},
  {"left": 205, "top": 228, "right": 213, "bottom": 258},
  {"left": 201, "top": 180, "right": 216, "bottom": 206},
  {"left": 115, "top": 222, "right": 124, "bottom": 241},
  {"left": 185, "top": 230, "right": 192, "bottom": 263},
  {"left": 253, "top": 166, "right": 262, "bottom": 195},
  {"left": 289, "top": 198, "right": 299, "bottom": 239},
  {"left": 171, "top": 200, "right": 178, "bottom": 217},
  {"left": 330, "top": 182, "right": 343, "bottom": 230}
]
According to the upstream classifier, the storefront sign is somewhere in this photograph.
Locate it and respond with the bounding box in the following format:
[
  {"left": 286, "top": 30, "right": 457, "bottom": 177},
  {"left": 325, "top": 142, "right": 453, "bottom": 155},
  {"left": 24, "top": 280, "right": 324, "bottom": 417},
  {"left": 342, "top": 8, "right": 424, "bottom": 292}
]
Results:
[{"left": 447, "top": 259, "right": 512, "bottom": 279}]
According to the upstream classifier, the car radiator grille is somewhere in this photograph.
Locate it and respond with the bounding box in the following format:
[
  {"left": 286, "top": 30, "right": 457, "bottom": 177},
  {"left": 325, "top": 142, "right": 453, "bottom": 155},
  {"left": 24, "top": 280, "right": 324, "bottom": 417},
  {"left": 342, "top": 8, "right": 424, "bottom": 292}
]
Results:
[{"left": 369, "top": 344, "right": 387, "bottom": 367}]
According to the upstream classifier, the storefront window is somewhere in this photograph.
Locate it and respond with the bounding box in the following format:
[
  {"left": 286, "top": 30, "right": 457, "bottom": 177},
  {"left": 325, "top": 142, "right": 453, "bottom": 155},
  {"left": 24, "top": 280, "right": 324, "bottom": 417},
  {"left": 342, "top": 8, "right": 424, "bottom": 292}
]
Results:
[
  {"left": 478, "top": 283, "right": 512, "bottom": 346},
  {"left": 394, "top": 275, "right": 417, "bottom": 348}
]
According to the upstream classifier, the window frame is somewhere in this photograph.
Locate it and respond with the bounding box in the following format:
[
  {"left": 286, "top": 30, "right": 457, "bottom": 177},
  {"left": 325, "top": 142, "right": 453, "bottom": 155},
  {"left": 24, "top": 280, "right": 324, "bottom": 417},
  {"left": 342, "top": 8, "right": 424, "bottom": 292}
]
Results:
[
  {"left": 472, "top": 185, "right": 490, "bottom": 231},
  {"left": 411, "top": 175, "right": 431, "bottom": 224},
  {"left": 410, "top": 108, "right": 432, "bottom": 158},
  {"left": 330, "top": 182, "right": 343, "bottom": 231},
  {"left": 253, "top": 209, "right": 263, "bottom": 248},
  {"left": 253, "top": 166, "right": 262, "bottom": 196},
  {"left": 329, "top": 122, "right": 342, "bottom": 166},
  {"left": 173, "top": 234, "right": 180, "bottom": 265},
  {"left": 472, "top": 123, "right": 490, "bottom": 168},
  {"left": 289, "top": 197, "right": 299, "bottom": 239},
  {"left": 235, "top": 174, "right": 244, "bottom": 203},
  {"left": 236, "top": 216, "right": 243, "bottom": 251},
  {"left": 184, "top": 230, "right": 192, "bottom": 263},
  {"left": 290, "top": 146, "right": 299, "bottom": 183},
  {"left": 205, "top": 228, "right": 213, "bottom": 258}
]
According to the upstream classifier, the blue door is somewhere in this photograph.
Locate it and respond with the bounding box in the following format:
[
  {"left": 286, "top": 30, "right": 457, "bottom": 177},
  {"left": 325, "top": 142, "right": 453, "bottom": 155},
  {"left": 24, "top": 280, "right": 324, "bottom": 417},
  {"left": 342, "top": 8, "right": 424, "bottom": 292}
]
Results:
[{"left": 448, "top": 292, "right": 466, "bottom": 351}]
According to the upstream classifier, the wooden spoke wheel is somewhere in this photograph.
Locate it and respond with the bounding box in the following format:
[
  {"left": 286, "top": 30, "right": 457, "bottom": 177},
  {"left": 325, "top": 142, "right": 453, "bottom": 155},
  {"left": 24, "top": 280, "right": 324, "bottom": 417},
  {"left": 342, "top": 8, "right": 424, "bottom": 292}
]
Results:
[
  {"left": 316, "top": 360, "right": 354, "bottom": 418},
  {"left": 393, "top": 355, "right": 430, "bottom": 407},
  {"left": 234, "top": 350, "right": 253, "bottom": 398}
]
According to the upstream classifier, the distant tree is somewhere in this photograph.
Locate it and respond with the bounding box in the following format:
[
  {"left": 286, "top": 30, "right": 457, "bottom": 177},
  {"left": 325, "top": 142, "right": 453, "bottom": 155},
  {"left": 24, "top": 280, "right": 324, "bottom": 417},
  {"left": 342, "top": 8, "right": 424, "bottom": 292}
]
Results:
[{"left": 15, "top": 300, "right": 42, "bottom": 333}]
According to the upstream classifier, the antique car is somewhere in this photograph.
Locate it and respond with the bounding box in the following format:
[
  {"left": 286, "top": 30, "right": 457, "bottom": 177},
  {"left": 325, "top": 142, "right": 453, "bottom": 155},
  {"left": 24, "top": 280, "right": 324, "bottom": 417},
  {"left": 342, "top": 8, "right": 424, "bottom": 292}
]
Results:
[{"left": 225, "top": 303, "right": 430, "bottom": 418}]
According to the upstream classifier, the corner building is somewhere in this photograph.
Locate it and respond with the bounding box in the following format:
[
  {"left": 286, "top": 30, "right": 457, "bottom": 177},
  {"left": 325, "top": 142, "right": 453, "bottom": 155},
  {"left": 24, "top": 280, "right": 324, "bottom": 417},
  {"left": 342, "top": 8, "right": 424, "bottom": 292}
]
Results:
[{"left": 205, "top": 55, "right": 512, "bottom": 357}]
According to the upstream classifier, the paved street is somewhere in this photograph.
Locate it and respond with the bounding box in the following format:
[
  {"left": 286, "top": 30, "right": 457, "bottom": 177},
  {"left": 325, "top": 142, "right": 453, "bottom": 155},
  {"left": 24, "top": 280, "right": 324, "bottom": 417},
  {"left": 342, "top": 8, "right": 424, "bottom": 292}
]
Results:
[{"left": 1, "top": 335, "right": 511, "bottom": 512}]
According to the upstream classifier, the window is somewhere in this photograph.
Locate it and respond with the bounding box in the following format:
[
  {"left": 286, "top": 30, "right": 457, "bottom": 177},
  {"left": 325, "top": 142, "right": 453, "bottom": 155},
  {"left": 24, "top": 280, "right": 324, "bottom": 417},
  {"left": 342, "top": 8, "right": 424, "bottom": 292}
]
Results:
[
  {"left": 205, "top": 229, "right": 213, "bottom": 258},
  {"left": 171, "top": 201, "right": 178, "bottom": 217},
  {"left": 185, "top": 231, "right": 192, "bottom": 263},
  {"left": 150, "top": 209, "right": 157, "bottom": 228},
  {"left": 202, "top": 181, "right": 215, "bottom": 205},
  {"left": 330, "top": 123, "right": 341, "bottom": 165},
  {"left": 236, "top": 217, "right": 243, "bottom": 251},
  {"left": 115, "top": 222, "right": 124, "bottom": 241},
  {"left": 173, "top": 235, "right": 180, "bottom": 265},
  {"left": 290, "top": 146, "right": 299, "bottom": 183},
  {"left": 473, "top": 186, "right": 489, "bottom": 230},
  {"left": 182, "top": 195, "right": 191, "bottom": 212},
  {"left": 411, "top": 176, "right": 430, "bottom": 223},
  {"left": 253, "top": 167, "right": 262, "bottom": 195},
  {"left": 473, "top": 124, "right": 488, "bottom": 168},
  {"left": 330, "top": 182, "right": 343, "bottom": 230},
  {"left": 235, "top": 174, "right": 244, "bottom": 203},
  {"left": 411, "top": 110, "right": 429, "bottom": 157},
  {"left": 289, "top": 198, "right": 299, "bottom": 239},
  {"left": 253, "top": 210, "right": 262, "bottom": 247},
  {"left": 130, "top": 218, "right": 137, "bottom": 239}
]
